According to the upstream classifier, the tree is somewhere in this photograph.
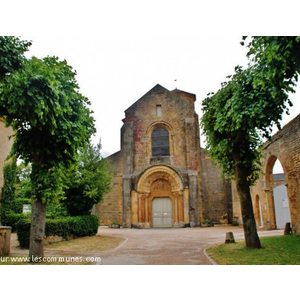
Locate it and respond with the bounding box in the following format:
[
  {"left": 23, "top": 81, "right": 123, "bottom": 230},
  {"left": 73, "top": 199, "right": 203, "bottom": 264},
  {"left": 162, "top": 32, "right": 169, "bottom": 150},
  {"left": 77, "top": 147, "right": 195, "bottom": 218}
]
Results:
[
  {"left": 63, "top": 140, "right": 112, "bottom": 216},
  {"left": 202, "top": 36, "right": 300, "bottom": 249},
  {"left": 0, "top": 39, "right": 95, "bottom": 260},
  {"left": 202, "top": 64, "right": 292, "bottom": 248}
]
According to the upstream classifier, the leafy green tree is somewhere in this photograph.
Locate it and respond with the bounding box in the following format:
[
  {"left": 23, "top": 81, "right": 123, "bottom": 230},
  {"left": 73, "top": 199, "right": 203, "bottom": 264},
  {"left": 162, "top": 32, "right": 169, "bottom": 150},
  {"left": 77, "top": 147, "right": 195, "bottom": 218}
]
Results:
[
  {"left": 202, "top": 65, "right": 293, "bottom": 249},
  {"left": 202, "top": 37, "right": 300, "bottom": 249},
  {"left": 0, "top": 38, "right": 95, "bottom": 260},
  {"left": 63, "top": 140, "right": 112, "bottom": 216}
]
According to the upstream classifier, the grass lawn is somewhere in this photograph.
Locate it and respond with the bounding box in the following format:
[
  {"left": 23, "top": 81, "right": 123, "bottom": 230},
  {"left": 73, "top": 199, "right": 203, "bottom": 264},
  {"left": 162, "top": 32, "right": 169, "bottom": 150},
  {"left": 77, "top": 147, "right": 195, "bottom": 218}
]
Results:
[{"left": 206, "top": 234, "right": 300, "bottom": 265}]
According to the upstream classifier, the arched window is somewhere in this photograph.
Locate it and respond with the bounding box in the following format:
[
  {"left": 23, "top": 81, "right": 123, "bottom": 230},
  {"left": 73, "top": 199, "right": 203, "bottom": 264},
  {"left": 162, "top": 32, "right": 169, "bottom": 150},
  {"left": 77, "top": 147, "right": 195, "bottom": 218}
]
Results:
[{"left": 151, "top": 127, "right": 170, "bottom": 157}]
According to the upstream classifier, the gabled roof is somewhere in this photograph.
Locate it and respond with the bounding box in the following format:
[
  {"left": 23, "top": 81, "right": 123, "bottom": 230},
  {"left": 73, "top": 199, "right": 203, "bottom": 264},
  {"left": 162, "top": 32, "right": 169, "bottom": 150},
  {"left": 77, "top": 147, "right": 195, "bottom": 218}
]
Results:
[{"left": 124, "top": 84, "right": 195, "bottom": 114}]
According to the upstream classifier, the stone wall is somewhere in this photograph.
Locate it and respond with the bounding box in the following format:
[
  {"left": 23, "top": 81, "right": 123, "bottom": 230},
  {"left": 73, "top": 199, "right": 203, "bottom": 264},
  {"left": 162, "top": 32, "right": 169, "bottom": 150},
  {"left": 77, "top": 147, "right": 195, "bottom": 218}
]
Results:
[
  {"left": 94, "top": 151, "right": 124, "bottom": 225},
  {"left": 200, "top": 148, "right": 233, "bottom": 223}
]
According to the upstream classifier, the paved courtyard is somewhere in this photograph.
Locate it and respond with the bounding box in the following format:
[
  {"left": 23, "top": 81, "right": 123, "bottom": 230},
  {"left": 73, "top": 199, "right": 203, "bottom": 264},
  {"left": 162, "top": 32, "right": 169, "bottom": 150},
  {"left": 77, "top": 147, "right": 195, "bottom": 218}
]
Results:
[{"left": 96, "top": 226, "right": 283, "bottom": 265}]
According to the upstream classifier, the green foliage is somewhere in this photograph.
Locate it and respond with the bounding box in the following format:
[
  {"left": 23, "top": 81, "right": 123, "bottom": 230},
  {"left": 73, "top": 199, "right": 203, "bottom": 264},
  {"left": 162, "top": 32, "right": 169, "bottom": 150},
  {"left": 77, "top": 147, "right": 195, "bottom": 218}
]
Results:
[
  {"left": 0, "top": 36, "right": 32, "bottom": 81},
  {"left": 0, "top": 159, "right": 32, "bottom": 230},
  {"left": 46, "top": 201, "right": 68, "bottom": 219},
  {"left": 0, "top": 158, "right": 17, "bottom": 225},
  {"left": 16, "top": 215, "right": 99, "bottom": 249},
  {"left": 15, "top": 218, "right": 31, "bottom": 248},
  {"left": 201, "top": 62, "right": 295, "bottom": 185},
  {"left": 4, "top": 213, "right": 30, "bottom": 232},
  {"left": 15, "top": 162, "right": 32, "bottom": 199},
  {"left": 202, "top": 37, "right": 300, "bottom": 185},
  {"left": 243, "top": 36, "right": 300, "bottom": 92},
  {"left": 10, "top": 197, "right": 31, "bottom": 214},
  {"left": 63, "top": 140, "right": 112, "bottom": 216}
]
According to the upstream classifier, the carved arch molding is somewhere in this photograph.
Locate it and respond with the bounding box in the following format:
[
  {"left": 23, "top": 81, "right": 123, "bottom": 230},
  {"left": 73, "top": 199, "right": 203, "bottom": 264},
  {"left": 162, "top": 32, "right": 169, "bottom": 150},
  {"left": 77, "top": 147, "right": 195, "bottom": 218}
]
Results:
[{"left": 131, "top": 166, "right": 189, "bottom": 227}]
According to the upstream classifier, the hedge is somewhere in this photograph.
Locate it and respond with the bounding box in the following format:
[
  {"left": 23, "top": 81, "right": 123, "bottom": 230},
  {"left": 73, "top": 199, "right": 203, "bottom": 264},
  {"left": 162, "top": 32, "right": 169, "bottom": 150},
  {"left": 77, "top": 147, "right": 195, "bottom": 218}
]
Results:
[
  {"left": 4, "top": 213, "right": 31, "bottom": 232},
  {"left": 16, "top": 215, "right": 99, "bottom": 249}
]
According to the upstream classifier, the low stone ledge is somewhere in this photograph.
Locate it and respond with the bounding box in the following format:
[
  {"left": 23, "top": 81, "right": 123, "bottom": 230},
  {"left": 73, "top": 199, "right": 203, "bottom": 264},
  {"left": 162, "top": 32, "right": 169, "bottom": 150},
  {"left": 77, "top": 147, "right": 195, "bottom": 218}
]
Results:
[{"left": 0, "top": 226, "right": 12, "bottom": 256}]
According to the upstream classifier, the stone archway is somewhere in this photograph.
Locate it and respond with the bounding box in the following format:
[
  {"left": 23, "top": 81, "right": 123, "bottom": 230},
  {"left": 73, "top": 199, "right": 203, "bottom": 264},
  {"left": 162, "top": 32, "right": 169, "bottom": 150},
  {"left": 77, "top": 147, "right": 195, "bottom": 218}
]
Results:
[
  {"left": 265, "top": 155, "right": 293, "bottom": 230},
  {"left": 131, "top": 166, "right": 188, "bottom": 228}
]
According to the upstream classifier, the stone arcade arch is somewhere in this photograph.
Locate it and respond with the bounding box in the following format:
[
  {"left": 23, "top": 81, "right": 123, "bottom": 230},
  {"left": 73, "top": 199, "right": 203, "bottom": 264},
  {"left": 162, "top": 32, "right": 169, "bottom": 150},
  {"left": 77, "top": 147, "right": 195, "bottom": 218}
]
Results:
[
  {"left": 233, "top": 114, "right": 300, "bottom": 233},
  {"left": 131, "top": 166, "right": 189, "bottom": 228},
  {"left": 264, "top": 155, "right": 292, "bottom": 230}
]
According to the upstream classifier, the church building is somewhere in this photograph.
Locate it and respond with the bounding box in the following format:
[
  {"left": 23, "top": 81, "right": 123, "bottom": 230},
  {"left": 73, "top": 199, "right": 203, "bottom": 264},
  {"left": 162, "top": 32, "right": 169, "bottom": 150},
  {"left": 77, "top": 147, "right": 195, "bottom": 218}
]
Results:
[{"left": 95, "top": 84, "right": 232, "bottom": 228}]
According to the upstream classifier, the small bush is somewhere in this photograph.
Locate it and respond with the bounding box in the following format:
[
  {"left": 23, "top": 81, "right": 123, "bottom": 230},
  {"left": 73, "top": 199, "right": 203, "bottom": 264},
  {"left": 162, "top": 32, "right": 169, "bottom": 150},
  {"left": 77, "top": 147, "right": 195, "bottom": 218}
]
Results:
[
  {"left": 16, "top": 218, "right": 32, "bottom": 248},
  {"left": 16, "top": 215, "right": 99, "bottom": 249},
  {"left": 4, "top": 213, "right": 31, "bottom": 232}
]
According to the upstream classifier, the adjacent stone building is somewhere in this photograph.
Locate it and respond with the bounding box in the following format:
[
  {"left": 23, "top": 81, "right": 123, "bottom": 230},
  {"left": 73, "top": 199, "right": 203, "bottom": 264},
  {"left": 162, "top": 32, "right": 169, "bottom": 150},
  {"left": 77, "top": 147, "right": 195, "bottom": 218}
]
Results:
[
  {"left": 95, "top": 84, "right": 232, "bottom": 227},
  {"left": 232, "top": 113, "right": 300, "bottom": 234}
]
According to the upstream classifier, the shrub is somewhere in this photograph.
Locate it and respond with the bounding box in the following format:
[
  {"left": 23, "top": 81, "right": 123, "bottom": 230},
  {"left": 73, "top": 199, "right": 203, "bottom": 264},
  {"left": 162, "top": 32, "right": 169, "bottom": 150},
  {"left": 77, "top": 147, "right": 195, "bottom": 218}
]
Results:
[
  {"left": 16, "top": 217, "right": 32, "bottom": 248},
  {"left": 4, "top": 212, "right": 31, "bottom": 232},
  {"left": 46, "top": 201, "right": 68, "bottom": 219},
  {"left": 16, "top": 215, "right": 99, "bottom": 249}
]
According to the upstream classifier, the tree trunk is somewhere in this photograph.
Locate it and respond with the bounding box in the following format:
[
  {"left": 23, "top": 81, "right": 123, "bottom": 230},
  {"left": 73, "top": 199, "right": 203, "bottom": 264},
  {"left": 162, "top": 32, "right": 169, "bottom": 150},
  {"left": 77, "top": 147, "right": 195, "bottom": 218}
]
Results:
[
  {"left": 234, "top": 165, "right": 261, "bottom": 249},
  {"left": 29, "top": 199, "right": 47, "bottom": 262}
]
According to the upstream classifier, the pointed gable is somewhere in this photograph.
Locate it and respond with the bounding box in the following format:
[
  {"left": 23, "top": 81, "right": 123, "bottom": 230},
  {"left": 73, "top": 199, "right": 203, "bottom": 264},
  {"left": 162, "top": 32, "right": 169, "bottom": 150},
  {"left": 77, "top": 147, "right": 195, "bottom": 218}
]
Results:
[
  {"left": 124, "top": 84, "right": 167, "bottom": 114},
  {"left": 123, "top": 84, "right": 195, "bottom": 123}
]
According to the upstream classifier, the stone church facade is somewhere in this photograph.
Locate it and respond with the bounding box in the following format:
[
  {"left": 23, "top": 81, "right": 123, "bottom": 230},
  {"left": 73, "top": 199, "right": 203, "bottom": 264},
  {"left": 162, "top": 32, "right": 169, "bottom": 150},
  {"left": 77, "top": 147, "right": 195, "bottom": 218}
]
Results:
[{"left": 95, "top": 84, "right": 232, "bottom": 227}]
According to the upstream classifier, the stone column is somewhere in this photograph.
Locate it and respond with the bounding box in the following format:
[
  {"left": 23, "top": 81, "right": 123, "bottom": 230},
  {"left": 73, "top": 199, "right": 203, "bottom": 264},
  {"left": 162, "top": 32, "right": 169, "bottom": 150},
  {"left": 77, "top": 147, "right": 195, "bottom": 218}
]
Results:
[
  {"left": 183, "top": 187, "right": 190, "bottom": 224},
  {"left": 121, "top": 121, "right": 134, "bottom": 228},
  {"left": 188, "top": 170, "right": 200, "bottom": 227},
  {"left": 184, "top": 116, "right": 201, "bottom": 227},
  {"left": 122, "top": 175, "right": 132, "bottom": 227}
]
